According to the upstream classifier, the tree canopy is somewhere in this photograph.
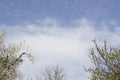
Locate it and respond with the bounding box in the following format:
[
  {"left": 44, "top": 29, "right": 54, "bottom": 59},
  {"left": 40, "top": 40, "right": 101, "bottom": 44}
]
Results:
[
  {"left": 86, "top": 40, "right": 120, "bottom": 80},
  {"left": 0, "top": 31, "right": 33, "bottom": 80},
  {"left": 39, "top": 65, "right": 66, "bottom": 80}
]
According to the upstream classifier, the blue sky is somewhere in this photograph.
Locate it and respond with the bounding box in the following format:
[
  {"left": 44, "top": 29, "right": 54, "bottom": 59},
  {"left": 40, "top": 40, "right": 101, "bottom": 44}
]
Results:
[
  {"left": 0, "top": 0, "right": 120, "bottom": 26},
  {"left": 0, "top": 0, "right": 120, "bottom": 80}
]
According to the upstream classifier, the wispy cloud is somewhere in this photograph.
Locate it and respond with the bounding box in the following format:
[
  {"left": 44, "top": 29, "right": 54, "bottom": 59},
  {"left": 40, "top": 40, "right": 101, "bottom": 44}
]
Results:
[{"left": 3, "top": 18, "right": 120, "bottom": 80}]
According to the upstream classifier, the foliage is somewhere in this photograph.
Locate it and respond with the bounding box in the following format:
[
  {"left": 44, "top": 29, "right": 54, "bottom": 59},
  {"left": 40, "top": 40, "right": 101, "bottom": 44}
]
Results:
[
  {"left": 86, "top": 40, "right": 120, "bottom": 80},
  {"left": 39, "top": 65, "right": 66, "bottom": 80},
  {"left": 0, "top": 31, "right": 33, "bottom": 80}
]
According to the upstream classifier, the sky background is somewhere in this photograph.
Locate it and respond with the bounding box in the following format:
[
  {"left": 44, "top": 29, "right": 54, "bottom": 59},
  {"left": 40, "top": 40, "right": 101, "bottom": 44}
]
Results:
[{"left": 0, "top": 0, "right": 120, "bottom": 80}]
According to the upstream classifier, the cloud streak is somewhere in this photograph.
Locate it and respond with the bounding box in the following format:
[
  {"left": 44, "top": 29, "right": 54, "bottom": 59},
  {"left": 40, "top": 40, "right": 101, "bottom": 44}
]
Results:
[{"left": 3, "top": 18, "right": 120, "bottom": 80}]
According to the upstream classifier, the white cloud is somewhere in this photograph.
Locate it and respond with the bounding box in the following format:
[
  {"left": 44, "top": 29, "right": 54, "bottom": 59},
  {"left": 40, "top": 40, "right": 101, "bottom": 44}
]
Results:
[{"left": 3, "top": 18, "right": 120, "bottom": 80}]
